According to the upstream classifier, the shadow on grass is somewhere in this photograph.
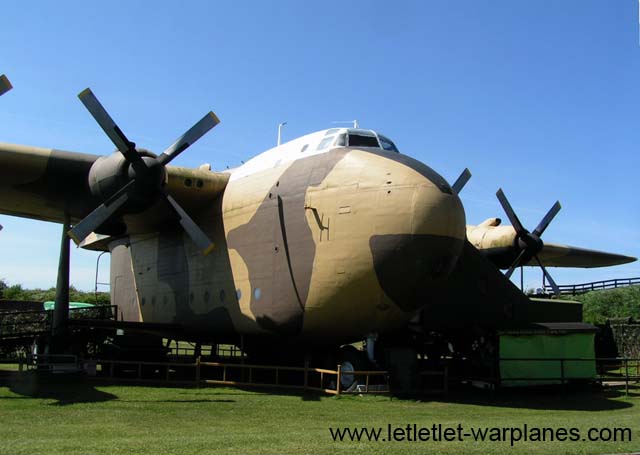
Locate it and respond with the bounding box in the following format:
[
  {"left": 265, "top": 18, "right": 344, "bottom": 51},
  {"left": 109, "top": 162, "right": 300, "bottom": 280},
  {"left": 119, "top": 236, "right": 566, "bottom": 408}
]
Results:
[
  {"left": 423, "top": 383, "right": 636, "bottom": 411},
  {"left": 3, "top": 369, "right": 633, "bottom": 411},
  {"left": 0, "top": 371, "right": 239, "bottom": 405},
  {"left": 232, "top": 381, "right": 636, "bottom": 411},
  {"left": 0, "top": 370, "right": 117, "bottom": 406},
  {"left": 121, "top": 399, "right": 236, "bottom": 403}
]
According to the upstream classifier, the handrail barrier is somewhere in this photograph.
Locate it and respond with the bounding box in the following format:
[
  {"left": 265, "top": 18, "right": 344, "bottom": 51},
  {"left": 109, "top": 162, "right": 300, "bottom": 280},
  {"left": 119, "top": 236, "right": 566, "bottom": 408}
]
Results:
[
  {"left": 166, "top": 343, "right": 246, "bottom": 360},
  {"left": 543, "top": 277, "right": 640, "bottom": 296},
  {"left": 9, "top": 354, "right": 637, "bottom": 395},
  {"left": 85, "top": 357, "right": 390, "bottom": 395},
  {"left": 26, "top": 354, "right": 80, "bottom": 373}
]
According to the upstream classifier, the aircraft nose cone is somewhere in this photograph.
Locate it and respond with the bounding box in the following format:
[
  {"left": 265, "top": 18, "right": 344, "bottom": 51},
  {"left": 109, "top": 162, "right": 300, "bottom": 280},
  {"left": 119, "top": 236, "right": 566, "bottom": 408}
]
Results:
[{"left": 369, "top": 170, "right": 466, "bottom": 312}]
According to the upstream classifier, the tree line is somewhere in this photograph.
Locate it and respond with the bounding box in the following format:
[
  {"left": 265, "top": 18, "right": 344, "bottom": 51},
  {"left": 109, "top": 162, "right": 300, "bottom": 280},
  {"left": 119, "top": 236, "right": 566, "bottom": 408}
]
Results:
[{"left": 0, "top": 279, "right": 110, "bottom": 306}]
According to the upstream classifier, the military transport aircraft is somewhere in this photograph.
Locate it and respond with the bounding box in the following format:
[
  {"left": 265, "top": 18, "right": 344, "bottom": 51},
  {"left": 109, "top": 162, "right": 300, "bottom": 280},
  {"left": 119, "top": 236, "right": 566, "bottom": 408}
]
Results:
[{"left": 0, "top": 87, "right": 635, "bottom": 364}]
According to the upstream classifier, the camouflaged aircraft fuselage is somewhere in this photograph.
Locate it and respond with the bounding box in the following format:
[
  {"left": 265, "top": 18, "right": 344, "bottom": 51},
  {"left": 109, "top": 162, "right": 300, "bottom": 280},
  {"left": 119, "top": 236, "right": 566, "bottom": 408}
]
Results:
[{"left": 114, "top": 130, "right": 467, "bottom": 345}]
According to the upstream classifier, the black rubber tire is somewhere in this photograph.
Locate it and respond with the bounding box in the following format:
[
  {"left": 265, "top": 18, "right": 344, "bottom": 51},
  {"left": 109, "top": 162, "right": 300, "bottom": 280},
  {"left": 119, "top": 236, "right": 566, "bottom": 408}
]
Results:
[{"left": 337, "top": 345, "right": 369, "bottom": 390}]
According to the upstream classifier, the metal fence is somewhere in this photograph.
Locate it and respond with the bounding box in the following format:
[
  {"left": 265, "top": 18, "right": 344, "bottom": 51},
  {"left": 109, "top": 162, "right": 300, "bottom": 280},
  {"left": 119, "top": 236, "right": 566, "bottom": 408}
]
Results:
[{"left": 0, "top": 305, "right": 117, "bottom": 340}]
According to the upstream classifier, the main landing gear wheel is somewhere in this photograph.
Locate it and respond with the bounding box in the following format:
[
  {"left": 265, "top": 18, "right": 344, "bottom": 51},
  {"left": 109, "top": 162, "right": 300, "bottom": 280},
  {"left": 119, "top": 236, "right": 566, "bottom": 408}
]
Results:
[{"left": 338, "top": 345, "right": 369, "bottom": 390}]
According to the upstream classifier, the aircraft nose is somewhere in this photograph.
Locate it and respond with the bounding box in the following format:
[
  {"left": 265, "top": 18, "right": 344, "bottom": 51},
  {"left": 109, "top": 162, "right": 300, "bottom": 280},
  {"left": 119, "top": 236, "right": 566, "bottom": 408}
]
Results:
[{"left": 368, "top": 162, "right": 466, "bottom": 313}]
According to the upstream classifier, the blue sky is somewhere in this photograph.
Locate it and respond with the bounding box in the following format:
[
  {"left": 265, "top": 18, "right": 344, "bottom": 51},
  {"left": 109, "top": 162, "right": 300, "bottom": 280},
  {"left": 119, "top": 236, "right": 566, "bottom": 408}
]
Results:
[{"left": 0, "top": 0, "right": 638, "bottom": 291}]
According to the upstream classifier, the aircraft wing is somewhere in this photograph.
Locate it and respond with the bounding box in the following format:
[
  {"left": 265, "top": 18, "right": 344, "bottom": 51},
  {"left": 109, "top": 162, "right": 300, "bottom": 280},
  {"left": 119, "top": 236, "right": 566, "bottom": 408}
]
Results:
[
  {"left": 0, "top": 143, "right": 99, "bottom": 224},
  {"left": 525, "top": 242, "right": 637, "bottom": 268},
  {"left": 0, "top": 142, "right": 229, "bottom": 235},
  {"left": 467, "top": 221, "right": 636, "bottom": 269}
]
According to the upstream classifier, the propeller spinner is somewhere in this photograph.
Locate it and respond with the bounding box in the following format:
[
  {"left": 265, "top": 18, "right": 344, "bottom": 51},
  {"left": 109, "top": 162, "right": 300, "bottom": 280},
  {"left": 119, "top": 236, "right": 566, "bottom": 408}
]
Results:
[
  {"left": 495, "top": 188, "right": 562, "bottom": 296},
  {"left": 69, "top": 88, "right": 219, "bottom": 255}
]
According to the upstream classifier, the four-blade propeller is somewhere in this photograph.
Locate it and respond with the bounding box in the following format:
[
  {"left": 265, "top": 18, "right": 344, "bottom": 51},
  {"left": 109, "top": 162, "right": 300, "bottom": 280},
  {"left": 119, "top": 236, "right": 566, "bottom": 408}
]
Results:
[
  {"left": 69, "top": 88, "right": 219, "bottom": 255},
  {"left": 495, "top": 188, "right": 562, "bottom": 295}
]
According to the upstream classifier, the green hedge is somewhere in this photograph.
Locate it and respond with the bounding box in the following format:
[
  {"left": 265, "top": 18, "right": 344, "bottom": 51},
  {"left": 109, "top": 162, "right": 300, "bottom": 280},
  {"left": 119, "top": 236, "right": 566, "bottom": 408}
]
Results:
[
  {"left": 0, "top": 279, "right": 110, "bottom": 306},
  {"left": 571, "top": 286, "right": 640, "bottom": 324}
]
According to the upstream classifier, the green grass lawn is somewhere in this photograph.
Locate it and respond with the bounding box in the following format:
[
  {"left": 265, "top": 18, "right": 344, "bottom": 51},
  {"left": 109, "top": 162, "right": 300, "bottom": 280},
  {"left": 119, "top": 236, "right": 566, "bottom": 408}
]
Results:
[{"left": 0, "top": 369, "right": 638, "bottom": 455}]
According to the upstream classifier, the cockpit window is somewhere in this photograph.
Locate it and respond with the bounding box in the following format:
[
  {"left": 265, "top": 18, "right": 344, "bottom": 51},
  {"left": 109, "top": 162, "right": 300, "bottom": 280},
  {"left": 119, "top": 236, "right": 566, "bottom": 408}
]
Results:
[
  {"left": 325, "top": 128, "right": 340, "bottom": 135},
  {"left": 348, "top": 134, "right": 380, "bottom": 148},
  {"left": 335, "top": 134, "right": 346, "bottom": 146},
  {"left": 317, "top": 136, "right": 335, "bottom": 150},
  {"left": 378, "top": 134, "right": 399, "bottom": 153}
]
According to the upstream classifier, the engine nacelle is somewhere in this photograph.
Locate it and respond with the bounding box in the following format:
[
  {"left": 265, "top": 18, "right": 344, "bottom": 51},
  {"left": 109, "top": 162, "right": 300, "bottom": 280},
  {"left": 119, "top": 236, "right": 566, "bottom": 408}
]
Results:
[{"left": 87, "top": 149, "right": 166, "bottom": 214}]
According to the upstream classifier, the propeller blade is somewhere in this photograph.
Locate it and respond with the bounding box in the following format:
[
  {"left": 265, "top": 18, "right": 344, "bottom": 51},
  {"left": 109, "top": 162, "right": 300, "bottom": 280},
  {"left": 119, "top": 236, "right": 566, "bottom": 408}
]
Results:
[
  {"left": 78, "top": 88, "right": 146, "bottom": 171},
  {"left": 164, "top": 194, "right": 215, "bottom": 255},
  {"left": 505, "top": 248, "right": 527, "bottom": 279},
  {"left": 451, "top": 168, "right": 471, "bottom": 194},
  {"left": 157, "top": 112, "right": 220, "bottom": 166},
  {"left": 532, "top": 200, "right": 561, "bottom": 238},
  {"left": 496, "top": 188, "right": 525, "bottom": 234},
  {"left": 0, "top": 74, "right": 12, "bottom": 96},
  {"left": 534, "top": 255, "right": 561, "bottom": 296},
  {"left": 68, "top": 189, "right": 131, "bottom": 245}
]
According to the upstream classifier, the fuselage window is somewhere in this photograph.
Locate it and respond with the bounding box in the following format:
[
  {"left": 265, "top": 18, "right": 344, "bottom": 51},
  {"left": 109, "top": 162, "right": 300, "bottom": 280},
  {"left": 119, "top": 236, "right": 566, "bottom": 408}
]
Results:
[
  {"left": 300, "top": 144, "right": 309, "bottom": 153},
  {"left": 317, "top": 136, "right": 335, "bottom": 150},
  {"left": 348, "top": 134, "right": 380, "bottom": 148},
  {"left": 378, "top": 135, "right": 399, "bottom": 153}
]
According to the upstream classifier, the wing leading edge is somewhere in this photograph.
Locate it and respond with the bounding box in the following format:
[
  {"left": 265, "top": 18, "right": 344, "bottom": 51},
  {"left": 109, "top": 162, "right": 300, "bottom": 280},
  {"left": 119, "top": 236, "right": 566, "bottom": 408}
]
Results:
[{"left": 526, "top": 242, "right": 637, "bottom": 269}]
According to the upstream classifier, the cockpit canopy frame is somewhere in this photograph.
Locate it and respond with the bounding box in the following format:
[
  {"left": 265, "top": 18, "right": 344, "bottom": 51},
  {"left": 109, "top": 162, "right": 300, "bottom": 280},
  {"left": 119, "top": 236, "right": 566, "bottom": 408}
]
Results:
[{"left": 316, "top": 128, "right": 399, "bottom": 153}]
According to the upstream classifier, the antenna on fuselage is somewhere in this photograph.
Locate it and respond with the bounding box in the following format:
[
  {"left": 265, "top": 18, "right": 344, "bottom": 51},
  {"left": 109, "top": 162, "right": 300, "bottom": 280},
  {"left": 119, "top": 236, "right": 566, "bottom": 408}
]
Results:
[
  {"left": 277, "top": 121, "right": 287, "bottom": 146},
  {"left": 332, "top": 120, "right": 359, "bottom": 128}
]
